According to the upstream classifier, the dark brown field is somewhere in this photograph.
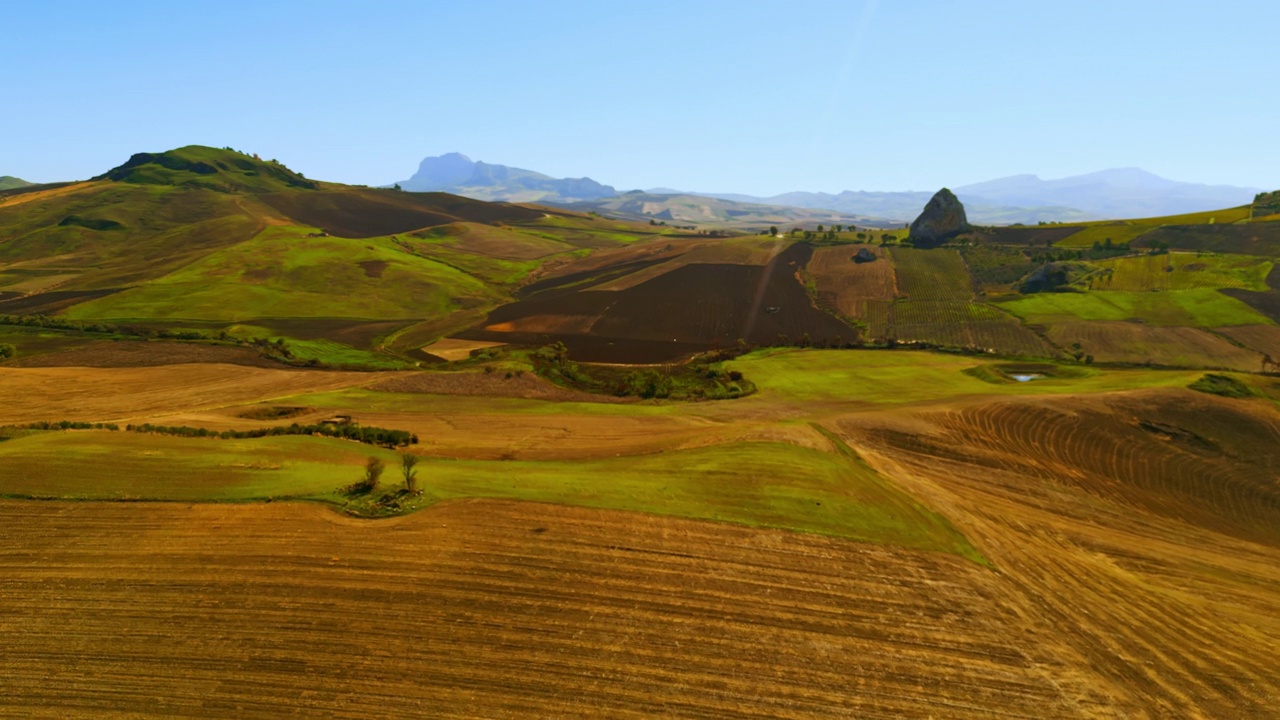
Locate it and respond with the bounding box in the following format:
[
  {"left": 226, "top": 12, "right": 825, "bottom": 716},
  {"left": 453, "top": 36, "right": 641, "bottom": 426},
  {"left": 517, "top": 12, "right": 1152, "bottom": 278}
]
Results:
[
  {"left": 258, "top": 188, "right": 543, "bottom": 238},
  {"left": 460, "top": 243, "right": 855, "bottom": 362}
]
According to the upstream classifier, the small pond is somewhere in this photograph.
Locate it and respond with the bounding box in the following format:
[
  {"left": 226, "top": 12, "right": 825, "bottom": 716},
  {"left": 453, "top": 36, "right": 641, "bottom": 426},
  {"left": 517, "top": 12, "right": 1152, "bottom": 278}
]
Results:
[{"left": 1009, "top": 373, "right": 1044, "bottom": 382}]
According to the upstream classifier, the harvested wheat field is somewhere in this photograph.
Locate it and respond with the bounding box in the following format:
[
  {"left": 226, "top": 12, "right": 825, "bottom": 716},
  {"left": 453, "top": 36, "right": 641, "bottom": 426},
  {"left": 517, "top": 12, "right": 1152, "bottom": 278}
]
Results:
[
  {"left": 0, "top": 363, "right": 389, "bottom": 424},
  {"left": 0, "top": 499, "right": 1096, "bottom": 719},
  {"left": 841, "top": 390, "right": 1280, "bottom": 718}
]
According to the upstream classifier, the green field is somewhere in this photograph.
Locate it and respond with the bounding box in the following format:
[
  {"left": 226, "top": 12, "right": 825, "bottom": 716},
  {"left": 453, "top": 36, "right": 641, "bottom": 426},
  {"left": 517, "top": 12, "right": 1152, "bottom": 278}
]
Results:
[
  {"left": 996, "top": 288, "right": 1273, "bottom": 327},
  {"left": 1089, "top": 253, "right": 1271, "bottom": 292},
  {"left": 726, "top": 348, "right": 1209, "bottom": 404},
  {"left": 0, "top": 429, "right": 981, "bottom": 561},
  {"left": 64, "top": 225, "right": 499, "bottom": 322},
  {"left": 1054, "top": 223, "right": 1158, "bottom": 249}
]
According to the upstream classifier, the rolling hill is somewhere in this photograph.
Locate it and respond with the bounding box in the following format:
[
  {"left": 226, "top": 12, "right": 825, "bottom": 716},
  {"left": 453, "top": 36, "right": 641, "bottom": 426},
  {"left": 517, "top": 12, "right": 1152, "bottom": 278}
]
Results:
[
  {"left": 0, "top": 176, "right": 31, "bottom": 191},
  {"left": 0, "top": 145, "right": 672, "bottom": 366}
]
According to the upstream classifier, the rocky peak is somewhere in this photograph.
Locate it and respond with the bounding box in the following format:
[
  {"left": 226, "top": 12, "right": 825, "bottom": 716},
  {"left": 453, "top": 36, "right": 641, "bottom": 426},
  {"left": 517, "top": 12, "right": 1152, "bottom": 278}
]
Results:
[{"left": 909, "top": 188, "right": 970, "bottom": 248}]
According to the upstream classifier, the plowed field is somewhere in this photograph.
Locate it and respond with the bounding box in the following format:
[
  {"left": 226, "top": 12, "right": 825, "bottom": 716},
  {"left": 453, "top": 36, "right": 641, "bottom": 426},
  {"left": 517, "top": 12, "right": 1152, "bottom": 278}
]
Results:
[{"left": 807, "top": 245, "right": 897, "bottom": 318}]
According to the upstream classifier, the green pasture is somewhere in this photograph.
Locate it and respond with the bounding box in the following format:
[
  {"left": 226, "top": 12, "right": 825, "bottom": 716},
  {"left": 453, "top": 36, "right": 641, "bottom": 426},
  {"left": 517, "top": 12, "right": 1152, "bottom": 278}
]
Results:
[
  {"left": 996, "top": 288, "right": 1273, "bottom": 327},
  {"left": 1089, "top": 253, "right": 1271, "bottom": 292},
  {"left": 0, "top": 430, "right": 982, "bottom": 561},
  {"left": 64, "top": 225, "right": 499, "bottom": 322},
  {"left": 726, "top": 348, "right": 1205, "bottom": 404}
]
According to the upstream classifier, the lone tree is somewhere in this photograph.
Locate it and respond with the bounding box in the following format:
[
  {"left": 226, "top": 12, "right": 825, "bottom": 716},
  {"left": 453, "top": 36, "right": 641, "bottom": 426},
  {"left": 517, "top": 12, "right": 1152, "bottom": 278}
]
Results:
[
  {"left": 360, "top": 457, "right": 385, "bottom": 493},
  {"left": 400, "top": 453, "right": 420, "bottom": 493}
]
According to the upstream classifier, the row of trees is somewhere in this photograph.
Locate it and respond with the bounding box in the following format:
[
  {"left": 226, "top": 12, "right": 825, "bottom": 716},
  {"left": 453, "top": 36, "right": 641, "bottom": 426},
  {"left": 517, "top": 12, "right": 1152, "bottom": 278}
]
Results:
[{"left": 127, "top": 422, "right": 417, "bottom": 448}]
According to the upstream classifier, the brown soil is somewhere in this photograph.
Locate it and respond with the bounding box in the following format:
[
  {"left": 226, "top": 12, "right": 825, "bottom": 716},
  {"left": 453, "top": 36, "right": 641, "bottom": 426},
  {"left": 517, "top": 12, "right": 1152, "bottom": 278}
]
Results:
[
  {"left": 259, "top": 188, "right": 542, "bottom": 239},
  {"left": 3, "top": 340, "right": 284, "bottom": 369},
  {"left": 461, "top": 243, "right": 856, "bottom": 362},
  {"left": 0, "top": 288, "right": 121, "bottom": 314},
  {"left": 1216, "top": 324, "right": 1280, "bottom": 360},
  {"left": 807, "top": 245, "right": 897, "bottom": 317},
  {"left": 976, "top": 226, "right": 1085, "bottom": 246},
  {"left": 1138, "top": 223, "right": 1280, "bottom": 256},
  {"left": 357, "top": 259, "right": 388, "bottom": 278}
]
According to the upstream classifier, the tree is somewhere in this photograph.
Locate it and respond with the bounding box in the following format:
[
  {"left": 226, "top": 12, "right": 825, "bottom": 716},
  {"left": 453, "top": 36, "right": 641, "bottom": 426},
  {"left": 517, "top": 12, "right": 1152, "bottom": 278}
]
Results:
[
  {"left": 400, "top": 453, "right": 420, "bottom": 493},
  {"left": 361, "top": 457, "right": 385, "bottom": 493},
  {"left": 0, "top": 343, "right": 14, "bottom": 359},
  {"left": 769, "top": 225, "right": 778, "bottom": 237},
  {"left": 393, "top": 183, "right": 403, "bottom": 191}
]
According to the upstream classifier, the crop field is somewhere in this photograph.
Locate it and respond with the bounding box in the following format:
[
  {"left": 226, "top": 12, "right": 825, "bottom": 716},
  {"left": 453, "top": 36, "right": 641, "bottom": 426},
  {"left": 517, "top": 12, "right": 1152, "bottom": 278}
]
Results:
[
  {"left": 997, "top": 287, "right": 1274, "bottom": 327},
  {"left": 591, "top": 236, "right": 784, "bottom": 291},
  {"left": 461, "top": 243, "right": 856, "bottom": 361},
  {"left": 1053, "top": 222, "right": 1158, "bottom": 248},
  {"left": 890, "top": 300, "right": 1056, "bottom": 356},
  {"left": 806, "top": 245, "right": 897, "bottom": 318},
  {"left": 3, "top": 362, "right": 1279, "bottom": 716},
  {"left": 976, "top": 225, "right": 1084, "bottom": 246},
  {"left": 1216, "top": 324, "right": 1280, "bottom": 360},
  {"left": 839, "top": 391, "right": 1280, "bottom": 717},
  {"left": 1137, "top": 222, "right": 1280, "bottom": 256},
  {"left": 0, "top": 499, "right": 1088, "bottom": 719},
  {"left": 1045, "top": 322, "right": 1265, "bottom": 371},
  {"left": 1088, "top": 252, "right": 1272, "bottom": 291},
  {"left": 888, "top": 247, "right": 973, "bottom": 301},
  {"left": 0, "top": 363, "right": 387, "bottom": 424}
]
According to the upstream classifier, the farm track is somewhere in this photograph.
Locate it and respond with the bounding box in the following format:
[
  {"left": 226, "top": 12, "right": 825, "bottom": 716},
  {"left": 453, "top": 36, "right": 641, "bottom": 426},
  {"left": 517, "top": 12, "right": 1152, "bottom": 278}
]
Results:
[{"left": 1, "top": 500, "right": 1082, "bottom": 719}]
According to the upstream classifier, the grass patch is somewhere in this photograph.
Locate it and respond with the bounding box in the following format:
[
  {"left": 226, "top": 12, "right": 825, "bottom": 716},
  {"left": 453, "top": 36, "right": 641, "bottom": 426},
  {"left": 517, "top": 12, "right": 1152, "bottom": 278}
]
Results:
[
  {"left": 1188, "top": 374, "right": 1258, "bottom": 399},
  {"left": 0, "top": 431, "right": 982, "bottom": 560},
  {"left": 996, "top": 288, "right": 1274, "bottom": 327},
  {"left": 727, "top": 348, "right": 1202, "bottom": 404}
]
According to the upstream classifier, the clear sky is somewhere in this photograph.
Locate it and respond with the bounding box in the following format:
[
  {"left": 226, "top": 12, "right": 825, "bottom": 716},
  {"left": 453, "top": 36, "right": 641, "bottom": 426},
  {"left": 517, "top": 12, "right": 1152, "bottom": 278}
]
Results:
[{"left": 3, "top": 0, "right": 1275, "bottom": 194}]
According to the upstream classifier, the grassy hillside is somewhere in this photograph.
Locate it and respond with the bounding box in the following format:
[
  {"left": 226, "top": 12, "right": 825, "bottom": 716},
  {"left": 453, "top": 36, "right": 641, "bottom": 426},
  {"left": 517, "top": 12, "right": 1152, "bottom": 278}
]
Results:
[
  {"left": 0, "top": 146, "right": 669, "bottom": 366},
  {"left": 0, "top": 176, "right": 31, "bottom": 191}
]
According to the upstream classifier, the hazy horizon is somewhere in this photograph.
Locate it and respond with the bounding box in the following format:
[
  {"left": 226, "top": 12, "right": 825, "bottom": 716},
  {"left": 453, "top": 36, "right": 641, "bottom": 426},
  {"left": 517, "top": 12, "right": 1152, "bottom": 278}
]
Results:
[{"left": 3, "top": 0, "right": 1276, "bottom": 194}]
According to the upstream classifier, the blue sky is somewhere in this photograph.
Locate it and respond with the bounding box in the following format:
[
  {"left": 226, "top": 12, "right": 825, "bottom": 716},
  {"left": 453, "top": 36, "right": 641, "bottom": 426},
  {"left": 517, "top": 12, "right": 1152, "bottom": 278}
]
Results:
[{"left": 3, "top": 0, "right": 1275, "bottom": 194}]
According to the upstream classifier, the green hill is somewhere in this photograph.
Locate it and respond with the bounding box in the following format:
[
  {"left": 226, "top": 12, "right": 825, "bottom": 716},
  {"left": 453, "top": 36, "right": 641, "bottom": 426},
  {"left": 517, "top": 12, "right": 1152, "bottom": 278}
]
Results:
[
  {"left": 0, "top": 145, "right": 668, "bottom": 367},
  {"left": 0, "top": 176, "right": 32, "bottom": 191}
]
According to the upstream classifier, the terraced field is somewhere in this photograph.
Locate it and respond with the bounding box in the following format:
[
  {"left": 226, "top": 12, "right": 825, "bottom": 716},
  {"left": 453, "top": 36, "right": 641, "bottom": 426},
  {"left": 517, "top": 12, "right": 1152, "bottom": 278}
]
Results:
[
  {"left": 889, "top": 247, "right": 973, "bottom": 301},
  {"left": 890, "top": 300, "right": 1055, "bottom": 356}
]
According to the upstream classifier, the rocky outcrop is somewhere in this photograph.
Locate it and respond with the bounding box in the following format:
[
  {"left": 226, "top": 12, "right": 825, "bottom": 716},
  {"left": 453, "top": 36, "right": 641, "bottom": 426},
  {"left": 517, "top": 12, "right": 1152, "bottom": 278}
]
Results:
[
  {"left": 853, "top": 247, "right": 877, "bottom": 264},
  {"left": 909, "top": 188, "right": 970, "bottom": 248},
  {"left": 1253, "top": 190, "right": 1280, "bottom": 219}
]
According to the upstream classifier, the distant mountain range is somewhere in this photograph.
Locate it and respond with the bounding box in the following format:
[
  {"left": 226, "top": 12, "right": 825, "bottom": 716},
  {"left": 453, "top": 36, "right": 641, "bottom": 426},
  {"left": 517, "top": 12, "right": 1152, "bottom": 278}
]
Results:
[
  {"left": 0, "top": 176, "right": 32, "bottom": 191},
  {"left": 674, "top": 169, "right": 1264, "bottom": 225},
  {"left": 394, "top": 154, "right": 1266, "bottom": 226},
  {"left": 556, "top": 191, "right": 897, "bottom": 230},
  {"left": 394, "top": 153, "right": 616, "bottom": 203}
]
